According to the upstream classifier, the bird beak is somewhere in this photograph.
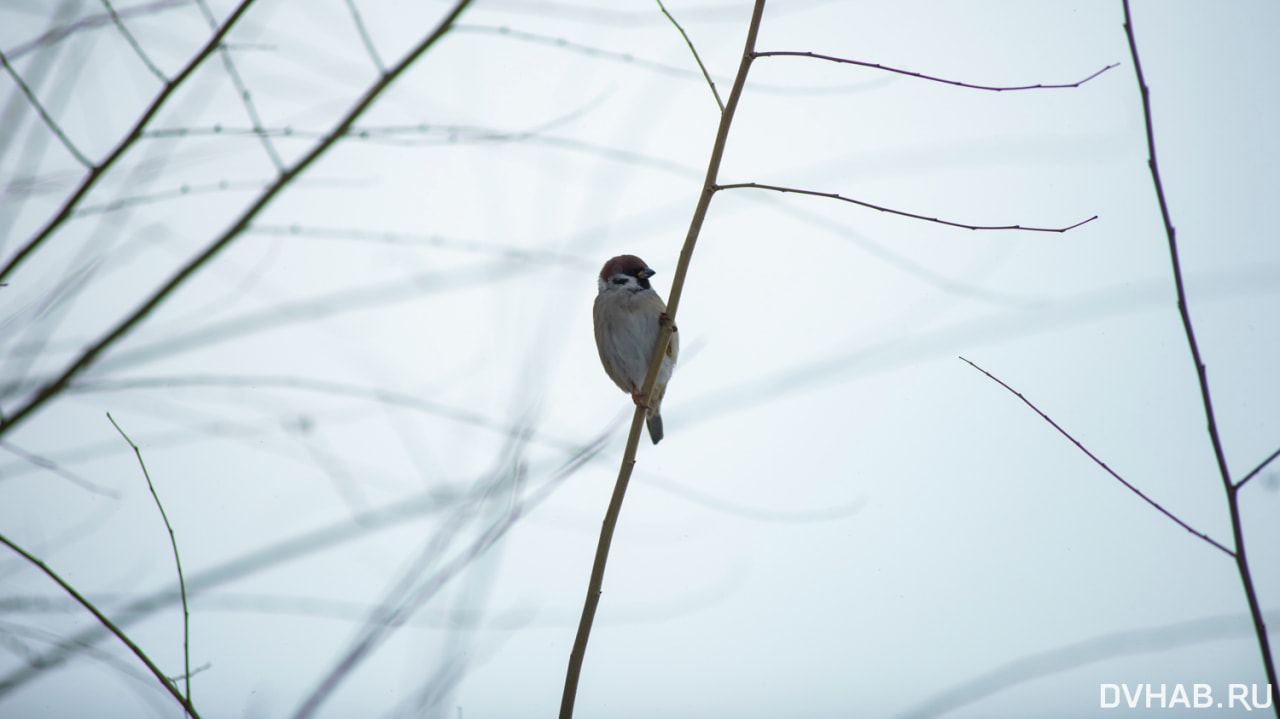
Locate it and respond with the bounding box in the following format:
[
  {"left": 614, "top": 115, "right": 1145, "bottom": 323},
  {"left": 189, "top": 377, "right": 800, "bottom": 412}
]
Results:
[{"left": 638, "top": 268, "right": 656, "bottom": 279}]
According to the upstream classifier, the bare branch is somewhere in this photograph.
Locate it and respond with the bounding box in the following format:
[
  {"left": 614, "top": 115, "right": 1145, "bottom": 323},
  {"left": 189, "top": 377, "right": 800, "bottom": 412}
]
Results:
[
  {"left": 100, "top": 0, "right": 169, "bottom": 82},
  {"left": 0, "top": 533, "right": 202, "bottom": 719},
  {"left": 0, "top": 0, "right": 477, "bottom": 439},
  {"left": 0, "top": 440, "right": 121, "bottom": 497},
  {"left": 656, "top": 0, "right": 723, "bottom": 111},
  {"left": 294, "top": 426, "right": 612, "bottom": 719},
  {"left": 344, "top": 0, "right": 386, "bottom": 73},
  {"left": 7, "top": 0, "right": 188, "bottom": 60},
  {"left": 0, "top": 50, "right": 93, "bottom": 168},
  {"left": 194, "top": 0, "right": 284, "bottom": 172},
  {"left": 960, "top": 356, "right": 1233, "bottom": 557},
  {"left": 75, "top": 375, "right": 581, "bottom": 453},
  {"left": 247, "top": 224, "right": 592, "bottom": 267},
  {"left": 755, "top": 51, "right": 1118, "bottom": 92},
  {"left": 717, "top": 182, "right": 1097, "bottom": 233},
  {"left": 1123, "top": 1, "right": 1277, "bottom": 696},
  {"left": 561, "top": 2, "right": 767, "bottom": 717},
  {"left": 451, "top": 24, "right": 872, "bottom": 95},
  {"left": 107, "top": 413, "right": 192, "bottom": 708},
  {"left": 1236, "top": 444, "right": 1280, "bottom": 490},
  {"left": 0, "top": 0, "right": 259, "bottom": 285},
  {"left": 71, "top": 179, "right": 272, "bottom": 216}
]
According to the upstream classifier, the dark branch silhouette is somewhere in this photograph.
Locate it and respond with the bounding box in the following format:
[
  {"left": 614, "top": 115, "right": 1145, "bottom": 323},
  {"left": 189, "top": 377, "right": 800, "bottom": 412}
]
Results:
[
  {"left": 656, "top": 0, "right": 723, "bottom": 111},
  {"left": 717, "top": 182, "right": 1097, "bottom": 233},
  {"left": 755, "top": 51, "right": 1118, "bottom": 92},
  {"left": 960, "top": 356, "right": 1233, "bottom": 557},
  {"left": 1122, "top": 0, "right": 1277, "bottom": 700},
  {"left": 0, "top": 533, "right": 202, "bottom": 718},
  {"left": 1237, "top": 444, "right": 1280, "bottom": 490},
  {"left": 108, "top": 413, "right": 193, "bottom": 707}
]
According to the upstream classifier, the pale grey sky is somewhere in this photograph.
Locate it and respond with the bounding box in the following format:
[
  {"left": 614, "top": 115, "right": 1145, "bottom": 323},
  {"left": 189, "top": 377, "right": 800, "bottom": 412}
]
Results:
[{"left": 1, "top": 1, "right": 1277, "bottom": 717}]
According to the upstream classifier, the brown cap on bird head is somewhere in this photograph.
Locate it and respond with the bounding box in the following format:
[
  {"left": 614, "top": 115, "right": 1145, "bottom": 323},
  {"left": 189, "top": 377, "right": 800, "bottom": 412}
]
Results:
[{"left": 599, "top": 255, "right": 654, "bottom": 282}]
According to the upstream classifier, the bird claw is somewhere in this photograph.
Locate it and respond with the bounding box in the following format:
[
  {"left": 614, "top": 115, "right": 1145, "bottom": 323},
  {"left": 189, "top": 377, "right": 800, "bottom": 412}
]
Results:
[
  {"left": 630, "top": 390, "right": 650, "bottom": 411},
  {"left": 658, "top": 312, "right": 676, "bottom": 331}
]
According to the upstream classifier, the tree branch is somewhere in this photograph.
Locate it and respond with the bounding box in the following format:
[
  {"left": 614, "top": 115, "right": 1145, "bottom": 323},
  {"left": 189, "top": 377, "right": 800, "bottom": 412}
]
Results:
[
  {"left": 1122, "top": 1, "right": 1277, "bottom": 701},
  {"left": 960, "top": 356, "right": 1233, "bottom": 557},
  {"left": 0, "top": 49, "right": 92, "bottom": 168},
  {"left": 0, "top": 0, "right": 259, "bottom": 285},
  {"left": 107, "top": 412, "right": 192, "bottom": 709},
  {"left": 559, "top": 2, "right": 767, "bottom": 717},
  {"left": 717, "top": 182, "right": 1097, "bottom": 232},
  {"left": 0, "top": 0, "right": 476, "bottom": 439},
  {"left": 343, "top": 0, "right": 386, "bottom": 73},
  {"left": 1236, "top": 444, "right": 1280, "bottom": 490},
  {"left": 656, "top": 0, "right": 723, "bottom": 111},
  {"left": 101, "top": 0, "right": 169, "bottom": 82},
  {"left": 0, "top": 533, "right": 202, "bottom": 718},
  {"left": 755, "top": 51, "right": 1118, "bottom": 92},
  {"left": 194, "top": 0, "right": 284, "bottom": 172}
]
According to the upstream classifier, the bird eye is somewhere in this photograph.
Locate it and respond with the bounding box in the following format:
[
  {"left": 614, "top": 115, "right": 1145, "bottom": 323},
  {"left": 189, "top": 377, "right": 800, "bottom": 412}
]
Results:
[{"left": 612, "top": 277, "right": 628, "bottom": 285}]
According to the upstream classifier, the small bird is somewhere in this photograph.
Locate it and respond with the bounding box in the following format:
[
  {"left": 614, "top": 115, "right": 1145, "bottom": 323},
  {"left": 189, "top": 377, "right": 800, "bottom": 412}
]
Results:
[{"left": 594, "top": 254, "right": 678, "bottom": 444}]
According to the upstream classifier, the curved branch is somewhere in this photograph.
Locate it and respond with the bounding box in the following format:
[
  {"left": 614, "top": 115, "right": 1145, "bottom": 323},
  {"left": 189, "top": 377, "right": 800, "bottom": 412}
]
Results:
[
  {"left": 717, "top": 182, "right": 1097, "bottom": 232},
  {"left": 755, "top": 51, "right": 1118, "bottom": 92},
  {"left": 0, "top": 533, "right": 202, "bottom": 718}
]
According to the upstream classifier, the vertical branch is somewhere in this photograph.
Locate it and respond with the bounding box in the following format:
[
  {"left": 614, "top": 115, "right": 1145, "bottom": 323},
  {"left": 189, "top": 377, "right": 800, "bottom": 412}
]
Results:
[
  {"left": 558, "top": 2, "right": 767, "bottom": 717},
  {"left": 107, "top": 412, "right": 192, "bottom": 710},
  {"left": 1121, "top": 0, "right": 1278, "bottom": 704}
]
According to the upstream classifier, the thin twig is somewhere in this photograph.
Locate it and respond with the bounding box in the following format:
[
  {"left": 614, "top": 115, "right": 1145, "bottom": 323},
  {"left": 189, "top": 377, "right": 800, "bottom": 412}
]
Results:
[
  {"left": 295, "top": 427, "right": 612, "bottom": 719},
  {"left": 194, "top": 0, "right": 284, "bottom": 172},
  {"left": 0, "top": 533, "right": 202, "bottom": 719},
  {"left": 107, "top": 412, "right": 192, "bottom": 710},
  {"left": 71, "top": 179, "right": 271, "bottom": 216},
  {"left": 452, "top": 24, "right": 878, "bottom": 95},
  {"left": 0, "top": 0, "right": 259, "bottom": 285},
  {"left": 246, "top": 224, "right": 591, "bottom": 267},
  {"left": 343, "top": 0, "right": 386, "bottom": 73},
  {"left": 1236, "top": 444, "right": 1280, "bottom": 490},
  {"left": 656, "top": 0, "right": 723, "bottom": 111},
  {"left": 0, "top": 50, "right": 93, "bottom": 168},
  {"left": 717, "top": 182, "right": 1097, "bottom": 233},
  {"left": 101, "top": 0, "right": 169, "bottom": 82},
  {"left": 0, "top": 440, "right": 121, "bottom": 497},
  {"left": 559, "top": 2, "right": 767, "bottom": 717},
  {"left": 959, "top": 356, "right": 1233, "bottom": 557},
  {"left": 0, "top": 450, "right": 545, "bottom": 694},
  {"left": 755, "top": 51, "right": 1118, "bottom": 92},
  {"left": 0, "top": 0, "right": 476, "bottom": 439},
  {"left": 7, "top": 0, "right": 188, "bottom": 60},
  {"left": 1122, "top": 1, "right": 1277, "bottom": 702}
]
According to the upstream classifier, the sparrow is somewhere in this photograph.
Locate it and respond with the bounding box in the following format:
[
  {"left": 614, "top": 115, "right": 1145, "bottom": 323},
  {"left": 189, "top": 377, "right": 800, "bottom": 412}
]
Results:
[{"left": 593, "top": 254, "right": 678, "bottom": 444}]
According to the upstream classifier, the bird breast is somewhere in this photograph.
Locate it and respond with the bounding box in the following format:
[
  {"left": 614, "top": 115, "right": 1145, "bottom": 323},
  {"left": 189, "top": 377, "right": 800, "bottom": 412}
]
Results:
[{"left": 594, "top": 289, "right": 672, "bottom": 392}]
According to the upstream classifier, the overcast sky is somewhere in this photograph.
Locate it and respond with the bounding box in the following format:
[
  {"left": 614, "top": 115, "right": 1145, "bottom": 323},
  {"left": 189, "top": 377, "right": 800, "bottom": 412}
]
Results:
[{"left": 1, "top": 1, "right": 1277, "bottom": 717}]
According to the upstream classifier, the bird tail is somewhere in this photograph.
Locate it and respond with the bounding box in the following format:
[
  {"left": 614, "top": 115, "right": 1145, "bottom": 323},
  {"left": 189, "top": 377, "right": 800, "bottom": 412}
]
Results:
[
  {"left": 645, "top": 383, "right": 666, "bottom": 444},
  {"left": 646, "top": 413, "right": 663, "bottom": 444}
]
